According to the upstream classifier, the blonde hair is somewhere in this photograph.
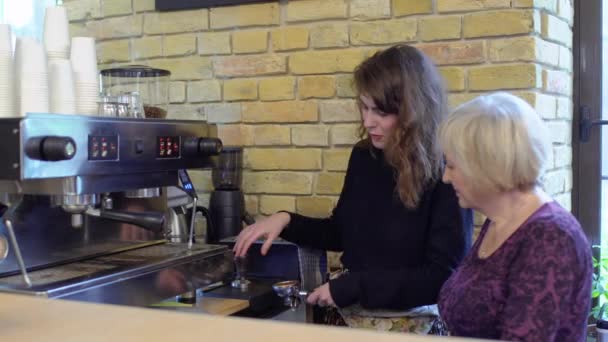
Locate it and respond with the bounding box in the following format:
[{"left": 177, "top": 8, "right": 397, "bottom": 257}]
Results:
[
  {"left": 439, "top": 92, "right": 550, "bottom": 193},
  {"left": 354, "top": 45, "right": 447, "bottom": 208}
]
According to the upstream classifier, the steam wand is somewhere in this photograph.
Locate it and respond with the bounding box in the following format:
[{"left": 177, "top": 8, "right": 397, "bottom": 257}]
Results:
[{"left": 177, "top": 169, "right": 198, "bottom": 250}]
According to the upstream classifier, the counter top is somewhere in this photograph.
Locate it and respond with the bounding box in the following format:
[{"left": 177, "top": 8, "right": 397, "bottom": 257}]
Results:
[{"left": 0, "top": 293, "right": 476, "bottom": 341}]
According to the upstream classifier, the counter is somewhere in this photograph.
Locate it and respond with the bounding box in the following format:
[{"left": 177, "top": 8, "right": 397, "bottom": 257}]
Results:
[{"left": 0, "top": 293, "right": 477, "bottom": 341}]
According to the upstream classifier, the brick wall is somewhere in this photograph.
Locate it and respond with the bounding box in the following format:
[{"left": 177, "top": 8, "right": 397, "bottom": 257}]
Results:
[{"left": 64, "top": 0, "right": 574, "bottom": 234}]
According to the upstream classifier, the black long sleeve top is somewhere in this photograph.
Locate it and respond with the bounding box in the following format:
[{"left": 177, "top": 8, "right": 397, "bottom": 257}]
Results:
[{"left": 280, "top": 142, "right": 472, "bottom": 310}]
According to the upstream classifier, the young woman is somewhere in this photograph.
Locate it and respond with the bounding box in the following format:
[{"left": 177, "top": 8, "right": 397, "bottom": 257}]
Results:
[
  {"left": 438, "top": 92, "right": 592, "bottom": 341},
  {"left": 234, "top": 45, "right": 472, "bottom": 333}
]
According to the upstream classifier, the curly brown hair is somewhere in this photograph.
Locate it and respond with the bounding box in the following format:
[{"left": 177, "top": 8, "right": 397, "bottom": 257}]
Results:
[{"left": 354, "top": 45, "right": 447, "bottom": 208}]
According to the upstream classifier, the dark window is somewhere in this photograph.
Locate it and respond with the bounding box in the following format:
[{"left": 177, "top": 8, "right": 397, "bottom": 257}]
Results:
[{"left": 155, "top": 0, "right": 273, "bottom": 11}]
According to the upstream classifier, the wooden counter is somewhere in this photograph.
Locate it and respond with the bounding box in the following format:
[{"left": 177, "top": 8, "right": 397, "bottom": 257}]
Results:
[{"left": 0, "top": 293, "right": 476, "bottom": 341}]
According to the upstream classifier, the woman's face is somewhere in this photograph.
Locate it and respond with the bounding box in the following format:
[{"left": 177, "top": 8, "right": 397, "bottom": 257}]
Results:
[
  {"left": 359, "top": 94, "right": 399, "bottom": 150},
  {"left": 442, "top": 153, "right": 479, "bottom": 209}
]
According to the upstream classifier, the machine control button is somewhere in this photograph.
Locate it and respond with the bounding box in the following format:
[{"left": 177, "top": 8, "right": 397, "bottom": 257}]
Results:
[
  {"left": 25, "top": 136, "right": 77, "bottom": 161},
  {"left": 135, "top": 140, "right": 144, "bottom": 154},
  {"left": 182, "top": 137, "right": 223, "bottom": 157}
]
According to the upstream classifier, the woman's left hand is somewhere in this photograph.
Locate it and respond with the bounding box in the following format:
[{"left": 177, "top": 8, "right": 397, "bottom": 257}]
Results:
[{"left": 306, "top": 283, "right": 336, "bottom": 307}]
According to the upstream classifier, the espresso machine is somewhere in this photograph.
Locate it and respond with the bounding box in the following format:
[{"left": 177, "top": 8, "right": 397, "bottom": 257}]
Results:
[{"left": 0, "top": 112, "right": 236, "bottom": 307}]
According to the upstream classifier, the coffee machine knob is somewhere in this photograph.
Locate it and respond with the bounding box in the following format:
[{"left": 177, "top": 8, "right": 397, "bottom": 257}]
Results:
[
  {"left": 26, "top": 136, "right": 77, "bottom": 161},
  {"left": 182, "top": 137, "right": 222, "bottom": 156}
]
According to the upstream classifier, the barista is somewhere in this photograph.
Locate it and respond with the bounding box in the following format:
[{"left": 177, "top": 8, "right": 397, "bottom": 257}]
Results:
[{"left": 234, "top": 44, "right": 472, "bottom": 333}]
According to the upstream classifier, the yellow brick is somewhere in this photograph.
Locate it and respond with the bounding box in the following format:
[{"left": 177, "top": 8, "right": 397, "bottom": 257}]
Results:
[
  {"left": 351, "top": 0, "right": 391, "bottom": 20},
  {"left": 393, "top": 0, "right": 433, "bottom": 16},
  {"left": 259, "top": 77, "right": 296, "bottom": 101},
  {"left": 513, "top": 0, "right": 557, "bottom": 12},
  {"left": 243, "top": 172, "right": 313, "bottom": 194},
  {"left": 103, "top": 0, "right": 132, "bottom": 16},
  {"left": 148, "top": 56, "right": 212, "bottom": 80},
  {"left": 488, "top": 36, "right": 536, "bottom": 62},
  {"left": 489, "top": 37, "right": 560, "bottom": 66},
  {"left": 417, "top": 41, "right": 485, "bottom": 65},
  {"left": 512, "top": 91, "right": 557, "bottom": 119},
  {"left": 132, "top": 36, "right": 162, "bottom": 60},
  {"left": 439, "top": 67, "right": 465, "bottom": 91},
  {"left": 310, "top": 23, "right": 349, "bottom": 48},
  {"left": 87, "top": 14, "right": 143, "bottom": 40},
  {"left": 316, "top": 172, "right": 346, "bottom": 195},
  {"left": 245, "top": 148, "right": 322, "bottom": 170},
  {"left": 64, "top": 0, "right": 102, "bottom": 21},
  {"left": 244, "top": 195, "right": 259, "bottom": 216},
  {"left": 169, "top": 81, "right": 186, "bottom": 103},
  {"left": 286, "top": 0, "right": 348, "bottom": 22},
  {"left": 320, "top": 100, "right": 359, "bottom": 123},
  {"left": 242, "top": 101, "right": 318, "bottom": 123},
  {"left": 134, "top": 0, "right": 155, "bottom": 12},
  {"left": 198, "top": 32, "right": 231, "bottom": 55},
  {"left": 252, "top": 125, "right": 291, "bottom": 145},
  {"left": 217, "top": 124, "right": 254, "bottom": 146},
  {"left": 271, "top": 27, "right": 309, "bottom": 51},
  {"left": 188, "top": 80, "right": 222, "bottom": 102},
  {"left": 144, "top": 10, "right": 208, "bottom": 34},
  {"left": 438, "top": 0, "right": 511, "bottom": 12},
  {"left": 290, "top": 49, "right": 365, "bottom": 75},
  {"left": 188, "top": 170, "right": 214, "bottom": 192},
  {"left": 556, "top": 96, "right": 572, "bottom": 120},
  {"left": 233, "top": 30, "right": 268, "bottom": 54},
  {"left": 448, "top": 93, "right": 479, "bottom": 109},
  {"left": 296, "top": 196, "right": 336, "bottom": 217},
  {"left": 259, "top": 196, "right": 296, "bottom": 215},
  {"left": 214, "top": 55, "right": 287, "bottom": 77},
  {"left": 559, "top": 45, "right": 572, "bottom": 71},
  {"left": 323, "top": 148, "right": 351, "bottom": 171},
  {"left": 336, "top": 75, "right": 356, "bottom": 98},
  {"left": 206, "top": 103, "right": 242, "bottom": 123},
  {"left": 331, "top": 124, "right": 360, "bottom": 145},
  {"left": 164, "top": 34, "right": 197, "bottom": 57},
  {"left": 291, "top": 125, "right": 330, "bottom": 146},
  {"left": 224, "top": 79, "right": 258, "bottom": 101},
  {"left": 210, "top": 3, "right": 279, "bottom": 29},
  {"left": 420, "top": 16, "right": 461, "bottom": 41},
  {"left": 167, "top": 104, "right": 205, "bottom": 120},
  {"left": 69, "top": 22, "right": 94, "bottom": 38},
  {"left": 464, "top": 10, "right": 537, "bottom": 38},
  {"left": 557, "top": 0, "right": 573, "bottom": 23},
  {"left": 351, "top": 19, "right": 417, "bottom": 45},
  {"left": 542, "top": 13, "right": 572, "bottom": 47},
  {"left": 543, "top": 69, "right": 571, "bottom": 95},
  {"left": 97, "top": 40, "right": 130, "bottom": 63},
  {"left": 298, "top": 76, "right": 336, "bottom": 99},
  {"left": 469, "top": 64, "right": 541, "bottom": 91}
]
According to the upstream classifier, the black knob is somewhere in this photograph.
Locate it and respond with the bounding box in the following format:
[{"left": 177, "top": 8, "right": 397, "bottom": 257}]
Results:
[
  {"left": 182, "top": 137, "right": 222, "bottom": 156},
  {"left": 26, "top": 136, "right": 77, "bottom": 161}
]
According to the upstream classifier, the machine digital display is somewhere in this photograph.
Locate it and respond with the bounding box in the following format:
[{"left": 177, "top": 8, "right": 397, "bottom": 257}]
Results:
[
  {"left": 157, "top": 136, "right": 181, "bottom": 159},
  {"left": 88, "top": 135, "right": 118, "bottom": 161}
]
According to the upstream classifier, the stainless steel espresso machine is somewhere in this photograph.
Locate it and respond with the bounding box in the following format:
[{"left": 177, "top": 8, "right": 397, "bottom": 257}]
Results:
[{"left": 0, "top": 113, "right": 235, "bottom": 307}]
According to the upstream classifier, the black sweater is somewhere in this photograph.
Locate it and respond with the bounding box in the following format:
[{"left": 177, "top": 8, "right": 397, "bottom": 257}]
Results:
[{"left": 280, "top": 143, "right": 472, "bottom": 310}]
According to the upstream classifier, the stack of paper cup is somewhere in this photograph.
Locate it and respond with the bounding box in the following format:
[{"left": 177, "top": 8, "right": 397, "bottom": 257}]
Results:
[
  {"left": 70, "top": 37, "right": 99, "bottom": 115},
  {"left": 48, "top": 59, "right": 76, "bottom": 114},
  {"left": 15, "top": 37, "right": 49, "bottom": 117},
  {"left": 44, "top": 6, "right": 70, "bottom": 60},
  {"left": 0, "top": 24, "right": 14, "bottom": 117}
]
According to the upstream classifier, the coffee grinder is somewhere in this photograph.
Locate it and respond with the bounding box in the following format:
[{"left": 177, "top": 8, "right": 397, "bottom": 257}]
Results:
[{"left": 207, "top": 147, "right": 254, "bottom": 244}]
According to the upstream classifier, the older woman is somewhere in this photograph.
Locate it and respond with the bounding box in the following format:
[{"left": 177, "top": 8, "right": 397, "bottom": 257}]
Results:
[{"left": 437, "top": 92, "right": 592, "bottom": 341}]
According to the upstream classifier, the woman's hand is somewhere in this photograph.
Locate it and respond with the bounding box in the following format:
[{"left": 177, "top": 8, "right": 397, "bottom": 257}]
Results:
[
  {"left": 306, "top": 283, "right": 336, "bottom": 307},
  {"left": 233, "top": 212, "right": 290, "bottom": 257}
]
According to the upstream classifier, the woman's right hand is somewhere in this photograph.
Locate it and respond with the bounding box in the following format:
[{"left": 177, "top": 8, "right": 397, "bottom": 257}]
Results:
[{"left": 233, "top": 212, "right": 290, "bottom": 257}]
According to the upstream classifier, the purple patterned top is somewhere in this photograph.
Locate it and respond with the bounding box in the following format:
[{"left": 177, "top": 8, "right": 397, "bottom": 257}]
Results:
[{"left": 438, "top": 202, "right": 592, "bottom": 341}]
